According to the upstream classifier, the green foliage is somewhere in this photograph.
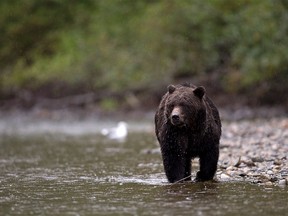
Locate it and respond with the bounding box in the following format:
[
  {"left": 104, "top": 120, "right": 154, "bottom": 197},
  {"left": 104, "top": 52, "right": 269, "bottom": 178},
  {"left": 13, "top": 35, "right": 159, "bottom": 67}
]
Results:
[
  {"left": 0, "top": 0, "right": 94, "bottom": 91},
  {"left": 1, "top": 0, "right": 288, "bottom": 103},
  {"left": 224, "top": 0, "right": 288, "bottom": 88}
]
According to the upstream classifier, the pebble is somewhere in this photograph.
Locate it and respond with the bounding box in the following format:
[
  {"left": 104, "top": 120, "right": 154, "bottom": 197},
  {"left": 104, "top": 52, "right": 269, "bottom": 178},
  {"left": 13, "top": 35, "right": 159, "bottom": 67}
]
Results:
[
  {"left": 278, "top": 179, "right": 286, "bottom": 186},
  {"left": 226, "top": 166, "right": 234, "bottom": 171},
  {"left": 265, "top": 182, "right": 273, "bottom": 186},
  {"left": 220, "top": 173, "right": 231, "bottom": 181},
  {"left": 267, "top": 170, "right": 274, "bottom": 175},
  {"left": 243, "top": 167, "right": 250, "bottom": 174},
  {"left": 273, "top": 160, "right": 282, "bottom": 165},
  {"left": 252, "top": 157, "right": 264, "bottom": 163}
]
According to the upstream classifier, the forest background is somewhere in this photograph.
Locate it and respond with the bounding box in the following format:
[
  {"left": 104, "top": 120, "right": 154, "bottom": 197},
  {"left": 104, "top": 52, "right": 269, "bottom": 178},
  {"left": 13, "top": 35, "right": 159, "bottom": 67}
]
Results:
[{"left": 1, "top": 0, "right": 288, "bottom": 111}]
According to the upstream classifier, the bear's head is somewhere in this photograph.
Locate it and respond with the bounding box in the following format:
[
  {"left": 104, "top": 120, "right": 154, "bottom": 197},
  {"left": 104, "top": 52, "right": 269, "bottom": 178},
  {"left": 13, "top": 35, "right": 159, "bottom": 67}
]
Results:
[{"left": 164, "top": 84, "right": 207, "bottom": 131}]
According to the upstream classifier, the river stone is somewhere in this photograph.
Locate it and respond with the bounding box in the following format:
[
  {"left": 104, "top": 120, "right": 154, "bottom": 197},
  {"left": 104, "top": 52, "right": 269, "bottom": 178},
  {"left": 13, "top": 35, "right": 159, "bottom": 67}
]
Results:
[
  {"left": 278, "top": 179, "right": 286, "bottom": 186},
  {"left": 267, "top": 170, "right": 274, "bottom": 175},
  {"left": 270, "top": 177, "right": 278, "bottom": 182},
  {"left": 251, "top": 157, "right": 264, "bottom": 163},
  {"left": 226, "top": 166, "right": 235, "bottom": 171},
  {"left": 273, "top": 160, "right": 282, "bottom": 165},
  {"left": 265, "top": 181, "right": 273, "bottom": 186},
  {"left": 220, "top": 173, "right": 231, "bottom": 181}
]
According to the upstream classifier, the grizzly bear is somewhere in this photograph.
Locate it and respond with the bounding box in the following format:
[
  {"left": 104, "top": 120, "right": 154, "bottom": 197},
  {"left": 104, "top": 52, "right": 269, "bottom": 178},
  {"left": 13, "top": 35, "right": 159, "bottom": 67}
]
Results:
[{"left": 155, "top": 83, "right": 221, "bottom": 183}]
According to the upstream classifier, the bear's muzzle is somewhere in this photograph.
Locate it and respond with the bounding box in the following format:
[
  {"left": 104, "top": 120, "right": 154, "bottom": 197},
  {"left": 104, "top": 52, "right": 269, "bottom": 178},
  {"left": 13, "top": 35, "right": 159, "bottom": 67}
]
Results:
[{"left": 170, "top": 107, "right": 184, "bottom": 126}]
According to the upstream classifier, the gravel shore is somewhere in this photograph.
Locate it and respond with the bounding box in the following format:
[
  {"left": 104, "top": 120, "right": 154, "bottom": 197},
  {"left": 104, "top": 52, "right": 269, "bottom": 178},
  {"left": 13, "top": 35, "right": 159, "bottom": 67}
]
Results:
[{"left": 217, "top": 118, "right": 288, "bottom": 187}]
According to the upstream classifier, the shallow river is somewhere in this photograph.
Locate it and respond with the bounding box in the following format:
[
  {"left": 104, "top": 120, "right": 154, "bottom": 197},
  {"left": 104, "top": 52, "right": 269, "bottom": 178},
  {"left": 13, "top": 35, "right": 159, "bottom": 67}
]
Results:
[{"left": 0, "top": 120, "right": 287, "bottom": 215}]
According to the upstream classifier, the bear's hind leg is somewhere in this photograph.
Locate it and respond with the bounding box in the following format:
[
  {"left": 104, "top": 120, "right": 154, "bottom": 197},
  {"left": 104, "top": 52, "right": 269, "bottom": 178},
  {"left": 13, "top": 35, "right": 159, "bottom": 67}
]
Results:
[{"left": 183, "top": 158, "right": 192, "bottom": 181}]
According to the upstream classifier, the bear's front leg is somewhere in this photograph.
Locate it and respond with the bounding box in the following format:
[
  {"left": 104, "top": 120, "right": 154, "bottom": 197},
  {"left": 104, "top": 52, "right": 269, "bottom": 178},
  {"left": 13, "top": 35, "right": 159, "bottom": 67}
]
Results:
[
  {"left": 161, "top": 147, "right": 189, "bottom": 183},
  {"left": 195, "top": 148, "right": 219, "bottom": 182},
  {"left": 160, "top": 125, "right": 192, "bottom": 183}
]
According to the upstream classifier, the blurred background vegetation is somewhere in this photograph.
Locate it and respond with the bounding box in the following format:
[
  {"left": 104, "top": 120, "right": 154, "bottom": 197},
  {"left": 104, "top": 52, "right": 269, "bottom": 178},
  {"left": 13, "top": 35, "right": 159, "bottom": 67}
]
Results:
[{"left": 1, "top": 0, "right": 288, "bottom": 111}]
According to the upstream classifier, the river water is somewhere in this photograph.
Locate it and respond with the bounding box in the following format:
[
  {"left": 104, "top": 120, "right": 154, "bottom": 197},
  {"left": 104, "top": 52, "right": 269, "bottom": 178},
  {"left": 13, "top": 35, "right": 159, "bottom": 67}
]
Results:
[{"left": 0, "top": 118, "right": 287, "bottom": 215}]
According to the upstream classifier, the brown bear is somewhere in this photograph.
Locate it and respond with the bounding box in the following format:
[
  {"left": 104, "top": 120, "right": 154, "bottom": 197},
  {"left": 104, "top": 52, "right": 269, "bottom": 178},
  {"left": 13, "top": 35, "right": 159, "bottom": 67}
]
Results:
[{"left": 155, "top": 83, "right": 221, "bottom": 183}]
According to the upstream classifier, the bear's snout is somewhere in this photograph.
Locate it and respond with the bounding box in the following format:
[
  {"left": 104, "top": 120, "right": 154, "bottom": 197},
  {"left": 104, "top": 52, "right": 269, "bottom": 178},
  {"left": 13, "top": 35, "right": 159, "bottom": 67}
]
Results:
[
  {"left": 170, "top": 107, "right": 183, "bottom": 126},
  {"left": 171, "top": 114, "right": 180, "bottom": 122}
]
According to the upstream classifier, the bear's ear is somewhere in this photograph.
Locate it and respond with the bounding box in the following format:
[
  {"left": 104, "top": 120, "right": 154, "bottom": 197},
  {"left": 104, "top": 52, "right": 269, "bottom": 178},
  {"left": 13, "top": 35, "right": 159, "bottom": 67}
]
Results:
[
  {"left": 167, "top": 85, "right": 176, "bottom": 94},
  {"left": 193, "top": 86, "right": 205, "bottom": 99}
]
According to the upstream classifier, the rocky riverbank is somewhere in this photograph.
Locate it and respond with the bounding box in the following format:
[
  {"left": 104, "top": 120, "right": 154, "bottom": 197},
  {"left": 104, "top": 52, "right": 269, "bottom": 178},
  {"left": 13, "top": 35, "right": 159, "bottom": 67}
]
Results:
[{"left": 217, "top": 118, "right": 288, "bottom": 187}]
